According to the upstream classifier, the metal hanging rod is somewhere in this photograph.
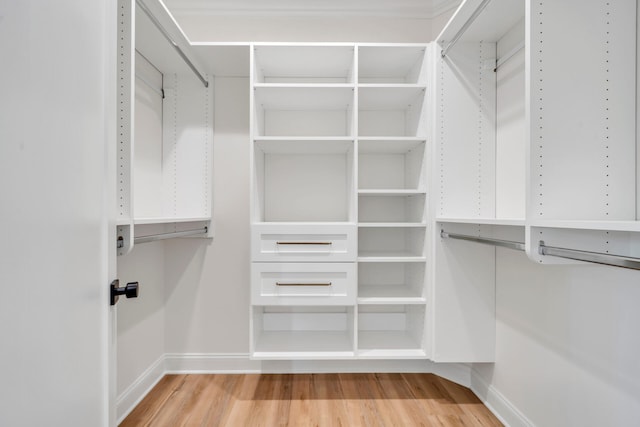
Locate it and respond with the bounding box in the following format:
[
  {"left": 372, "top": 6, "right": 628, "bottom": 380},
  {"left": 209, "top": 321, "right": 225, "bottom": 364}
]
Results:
[
  {"left": 440, "top": 230, "right": 525, "bottom": 252},
  {"left": 134, "top": 226, "right": 208, "bottom": 245},
  {"left": 135, "top": 0, "right": 209, "bottom": 88},
  {"left": 494, "top": 40, "right": 525, "bottom": 71},
  {"left": 538, "top": 242, "right": 640, "bottom": 271},
  {"left": 441, "top": 0, "right": 493, "bottom": 58}
]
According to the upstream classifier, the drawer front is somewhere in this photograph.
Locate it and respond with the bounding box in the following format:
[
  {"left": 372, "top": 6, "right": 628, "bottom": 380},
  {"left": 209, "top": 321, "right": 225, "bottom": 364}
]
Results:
[
  {"left": 252, "top": 224, "right": 356, "bottom": 262},
  {"left": 252, "top": 262, "right": 356, "bottom": 305}
]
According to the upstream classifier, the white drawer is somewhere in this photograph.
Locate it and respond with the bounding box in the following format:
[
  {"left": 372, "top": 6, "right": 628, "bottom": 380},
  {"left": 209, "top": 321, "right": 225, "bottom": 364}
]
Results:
[
  {"left": 251, "top": 262, "right": 356, "bottom": 305},
  {"left": 251, "top": 223, "right": 356, "bottom": 262}
]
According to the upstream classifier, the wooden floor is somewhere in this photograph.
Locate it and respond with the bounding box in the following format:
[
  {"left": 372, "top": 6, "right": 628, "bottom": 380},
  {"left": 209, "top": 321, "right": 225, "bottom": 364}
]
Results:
[{"left": 121, "top": 373, "right": 502, "bottom": 427}]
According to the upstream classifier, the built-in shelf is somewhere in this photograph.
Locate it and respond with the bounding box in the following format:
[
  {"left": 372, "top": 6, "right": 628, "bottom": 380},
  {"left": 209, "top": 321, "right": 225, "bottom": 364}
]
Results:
[
  {"left": 253, "top": 44, "right": 355, "bottom": 84},
  {"left": 358, "top": 138, "right": 426, "bottom": 153},
  {"left": 358, "top": 223, "right": 426, "bottom": 228},
  {"left": 529, "top": 220, "right": 640, "bottom": 232},
  {"left": 252, "top": 331, "right": 355, "bottom": 360},
  {"left": 358, "top": 253, "right": 427, "bottom": 263},
  {"left": 357, "top": 332, "right": 427, "bottom": 359},
  {"left": 358, "top": 86, "right": 426, "bottom": 111},
  {"left": 254, "top": 138, "right": 353, "bottom": 154},
  {"left": 134, "top": 217, "right": 210, "bottom": 225},
  {"left": 358, "top": 189, "right": 426, "bottom": 196},
  {"left": 436, "top": 217, "right": 525, "bottom": 227},
  {"left": 254, "top": 86, "right": 354, "bottom": 110},
  {"left": 357, "top": 286, "right": 426, "bottom": 304},
  {"left": 358, "top": 45, "right": 427, "bottom": 85},
  {"left": 254, "top": 83, "right": 354, "bottom": 89}
]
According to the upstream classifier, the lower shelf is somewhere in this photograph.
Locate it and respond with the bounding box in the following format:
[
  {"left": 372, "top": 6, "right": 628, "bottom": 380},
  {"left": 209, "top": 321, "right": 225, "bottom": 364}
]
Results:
[
  {"left": 250, "top": 304, "right": 428, "bottom": 360},
  {"left": 251, "top": 306, "right": 355, "bottom": 359},
  {"left": 252, "top": 331, "right": 355, "bottom": 360},
  {"left": 358, "top": 331, "right": 427, "bottom": 359}
]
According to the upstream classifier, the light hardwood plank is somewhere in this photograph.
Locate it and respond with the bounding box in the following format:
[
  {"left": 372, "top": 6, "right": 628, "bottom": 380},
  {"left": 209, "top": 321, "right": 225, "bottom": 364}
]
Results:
[{"left": 120, "top": 373, "right": 502, "bottom": 427}]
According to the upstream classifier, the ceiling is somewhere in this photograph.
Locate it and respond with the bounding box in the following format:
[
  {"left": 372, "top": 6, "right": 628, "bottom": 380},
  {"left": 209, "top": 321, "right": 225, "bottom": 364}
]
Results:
[{"left": 163, "top": 0, "right": 462, "bottom": 20}]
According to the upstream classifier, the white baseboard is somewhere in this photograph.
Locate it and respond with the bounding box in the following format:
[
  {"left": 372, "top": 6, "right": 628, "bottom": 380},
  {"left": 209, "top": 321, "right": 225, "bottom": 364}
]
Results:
[
  {"left": 470, "top": 368, "right": 534, "bottom": 427},
  {"left": 164, "top": 352, "right": 262, "bottom": 373},
  {"left": 116, "top": 355, "right": 165, "bottom": 425}
]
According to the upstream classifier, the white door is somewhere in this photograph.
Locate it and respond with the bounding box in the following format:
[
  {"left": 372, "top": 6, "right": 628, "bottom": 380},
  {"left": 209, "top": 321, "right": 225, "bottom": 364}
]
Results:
[{"left": 0, "top": 1, "right": 116, "bottom": 425}]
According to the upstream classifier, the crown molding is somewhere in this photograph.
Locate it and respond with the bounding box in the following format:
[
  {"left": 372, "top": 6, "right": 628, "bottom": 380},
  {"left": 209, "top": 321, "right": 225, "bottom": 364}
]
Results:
[{"left": 164, "top": 0, "right": 461, "bottom": 20}]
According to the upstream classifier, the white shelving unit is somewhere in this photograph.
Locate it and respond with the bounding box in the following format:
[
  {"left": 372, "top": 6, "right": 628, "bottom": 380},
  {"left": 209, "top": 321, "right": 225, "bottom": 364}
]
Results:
[
  {"left": 433, "top": 0, "right": 638, "bottom": 361},
  {"left": 116, "top": 0, "right": 213, "bottom": 255},
  {"left": 432, "top": 0, "right": 527, "bottom": 362},
  {"left": 250, "top": 43, "right": 429, "bottom": 360}
]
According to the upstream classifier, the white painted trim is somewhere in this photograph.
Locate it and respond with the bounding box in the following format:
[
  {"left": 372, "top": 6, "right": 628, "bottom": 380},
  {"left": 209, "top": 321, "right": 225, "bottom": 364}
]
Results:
[
  {"left": 116, "top": 355, "right": 166, "bottom": 425},
  {"left": 164, "top": 352, "right": 262, "bottom": 373},
  {"left": 164, "top": 352, "right": 470, "bottom": 383},
  {"left": 470, "top": 368, "right": 535, "bottom": 427}
]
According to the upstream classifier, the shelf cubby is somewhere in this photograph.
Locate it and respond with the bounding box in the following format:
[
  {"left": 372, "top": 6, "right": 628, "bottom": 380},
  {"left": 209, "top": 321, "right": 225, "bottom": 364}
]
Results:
[
  {"left": 358, "top": 86, "right": 426, "bottom": 137},
  {"left": 251, "top": 306, "right": 355, "bottom": 359},
  {"left": 358, "top": 193, "right": 426, "bottom": 224},
  {"left": 358, "top": 139, "right": 425, "bottom": 190},
  {"left": 358, "top": 262, "right": 425, "bottom": 304},
  {"left": 357, "top": 305, "right": 426, "bottom": 358},
  {"left": 358, "top": 45, "right": 427, "bottom": 84},
  {"left": 252, "top": 139, "right": 355, "bottom": 222},
  {"left": 254, "top": 45, "right": 355, "bottom": 84},
  {"left": 358, "top": 227, "right": 425, "bottom": 260},
  {"left": 253, "top": 86, "right": 354, "bottom": 137}
]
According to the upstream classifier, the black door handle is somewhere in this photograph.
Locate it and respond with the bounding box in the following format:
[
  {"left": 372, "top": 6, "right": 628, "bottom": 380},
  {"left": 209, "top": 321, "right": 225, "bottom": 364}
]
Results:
[{"left": 110, "top": 280, "right": 139, "bottom": 306}]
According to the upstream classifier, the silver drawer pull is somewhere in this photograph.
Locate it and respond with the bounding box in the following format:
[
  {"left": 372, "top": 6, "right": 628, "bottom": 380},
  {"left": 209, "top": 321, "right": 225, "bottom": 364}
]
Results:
[
  {"left": 276, "top": 241, "right": 332, "bottom": 245},
  {"left": 275, "top": 282, "right": 333, "bottom": 286}
]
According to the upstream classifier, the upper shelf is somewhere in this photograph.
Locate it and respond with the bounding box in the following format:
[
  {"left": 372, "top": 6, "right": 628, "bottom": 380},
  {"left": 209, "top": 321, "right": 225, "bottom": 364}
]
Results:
[
  {"left": 437, "top": 0, "right": 524, "bottom": 46},
  {"left": 254, "top": 86, "right": 354, "bottom": 110},
  {"left": 253, "top": 45, "right": 355, "bottom": 84},
  {"left": 358, "top": 86, "right": 426, "bottom": 111},
  {"left": 529, "top": 220, "right": 640, "bottom": 233},
  {"left": 358, "top": 45, "right": 427, "bottom": 84},
  {"left": 436, "top": 217, "right": 525, "bottom": 227}
]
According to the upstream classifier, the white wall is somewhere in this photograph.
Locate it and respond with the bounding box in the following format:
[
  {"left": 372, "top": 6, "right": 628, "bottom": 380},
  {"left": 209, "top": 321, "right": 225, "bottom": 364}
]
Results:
[{"left": 473, "top": 249, "right": 640, "bottom": 427}]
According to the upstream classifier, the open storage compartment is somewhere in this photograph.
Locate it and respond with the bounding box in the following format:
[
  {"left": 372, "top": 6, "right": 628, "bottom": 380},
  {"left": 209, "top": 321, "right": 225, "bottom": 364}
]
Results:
[
  {"left": 358, "top": 139, "right": 426, "bottom": 191},
  {"left": 254, "top": 45, "right": 355, "bottom": 84},
  {"left": 252, "top": 139, "right": 355, "bottom": 223},
  {"left": 358, "top": 193, "right": 426, "bottom": 224},
  {"left": 253, "top": 86, "right": 354, "bottom": 137},
  {"left": 358, "top": 227, "right": 426, "bottom": 260},
  {"left": 251, "top": 306, "right": 355, "bottom": 359},
  {"left": 357, "top": 304, "right": 426, "bottom": 358},
  {"left": 358, "top": 87, "right": 426, "bottom": 137},
  {"left": 358, "top": 262, "right": 425, "bottom": 303},
  {"left": 358, "top": 45, "right": 427, "bottom": 84}
]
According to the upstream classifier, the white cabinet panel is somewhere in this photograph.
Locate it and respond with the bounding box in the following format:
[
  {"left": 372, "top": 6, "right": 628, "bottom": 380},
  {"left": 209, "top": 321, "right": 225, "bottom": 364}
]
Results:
[
  {"left": 252, "top": 223, "right": 357, "bottom": 262},
  {"left": 252, "top": 263, "right": 356, "bottom": 305}
]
